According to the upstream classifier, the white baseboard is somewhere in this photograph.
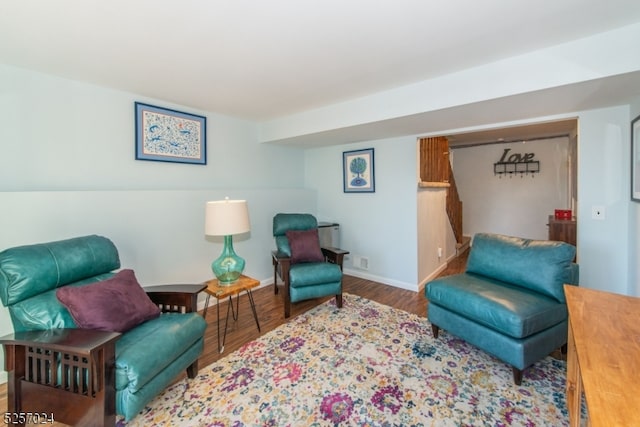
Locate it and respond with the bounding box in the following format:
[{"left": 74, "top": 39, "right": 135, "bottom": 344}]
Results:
[
  {"left": 342, "top": 268, "right": 419, "bottom": 292},
  {"left": 193, "top": 273, "right": 421, "bottom": 314},
  {"left": 418, "top": 252, "right": 459, "bottom": 291},
  {"left": 418, "top": 263, "right": 448, "bottom": 291}
]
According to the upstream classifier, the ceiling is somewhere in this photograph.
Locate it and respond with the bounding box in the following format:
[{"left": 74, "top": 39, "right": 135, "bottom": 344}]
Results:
[
  {"left": 0, "top": 1, "right": 638, "bottom": 145},
  {"left": 446, "top": 119, "right": 577, "bottom": 147}
]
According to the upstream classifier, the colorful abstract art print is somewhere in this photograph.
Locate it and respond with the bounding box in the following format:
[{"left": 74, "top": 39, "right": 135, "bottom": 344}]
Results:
[
  {"left": 135, "top": 102, "right": 206, "bottom": 164},
  {"left": 343, "top": 148, "right": 375, "bottom": 192}
]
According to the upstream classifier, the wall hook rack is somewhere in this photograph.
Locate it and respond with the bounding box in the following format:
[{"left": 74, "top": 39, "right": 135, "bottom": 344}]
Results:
[{"left": 494, "top": 160, "right": 540, "bottom": 178}]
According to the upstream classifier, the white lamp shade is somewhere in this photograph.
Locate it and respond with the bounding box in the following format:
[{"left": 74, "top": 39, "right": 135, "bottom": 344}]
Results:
[{"left": 205, "top": 199, "right": 250, "bottom": 236}]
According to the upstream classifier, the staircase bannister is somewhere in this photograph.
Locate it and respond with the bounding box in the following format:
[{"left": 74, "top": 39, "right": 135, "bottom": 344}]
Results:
[
  {"left": 446, "top": 164, "right": 463, "bottom": 244},
  {"left": 419, "top": 136, "right": 463, "bottom": 244}
]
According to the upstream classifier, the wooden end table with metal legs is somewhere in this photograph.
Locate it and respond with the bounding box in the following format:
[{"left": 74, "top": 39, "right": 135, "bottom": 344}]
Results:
[{"left": 202, "top": 274, "right": 261, "bottom": 353}]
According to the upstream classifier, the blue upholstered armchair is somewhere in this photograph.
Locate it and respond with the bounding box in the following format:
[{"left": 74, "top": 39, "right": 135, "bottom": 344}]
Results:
[
  {"left": 426, "top": 233, "right": 579, "bottom": 384},
  {"left": 272, "top": 213, "right": 349, "bottom": 318}
]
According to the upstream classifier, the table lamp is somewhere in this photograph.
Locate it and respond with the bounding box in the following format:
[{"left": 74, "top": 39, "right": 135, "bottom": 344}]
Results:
[{"left": 205, "top": 198, "right": 250, "bottom": 285}]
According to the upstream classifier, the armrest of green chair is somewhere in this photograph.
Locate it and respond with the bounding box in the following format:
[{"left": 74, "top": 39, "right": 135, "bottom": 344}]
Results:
[
  {"left": 272, "top": 250, "right": 291, "bottom": 294},
  {"left": 321, "top": 247, "right": 349, "bottom": 269},
  {"left": 0, "top": 328, "right": 121, "bottom": 426},
  {"left": 144, "top": 283, "right": 207, "bottom": 314}
]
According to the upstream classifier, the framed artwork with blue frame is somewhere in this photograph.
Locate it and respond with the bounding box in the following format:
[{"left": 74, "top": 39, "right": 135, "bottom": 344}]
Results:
[
  {"left": 343, "top": 148, "right": 375, "bottom": 193},
  {"left": 135, "top": 102, "right": 207, "bottom": 164}
]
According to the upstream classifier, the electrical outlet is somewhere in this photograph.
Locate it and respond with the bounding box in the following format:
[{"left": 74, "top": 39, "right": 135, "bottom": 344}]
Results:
[
  {"left": 591, "top": 205, "right": 605, "bottom": 220},
  {"left": 437, "top": 247, "right": 443, "bottom": 258}
]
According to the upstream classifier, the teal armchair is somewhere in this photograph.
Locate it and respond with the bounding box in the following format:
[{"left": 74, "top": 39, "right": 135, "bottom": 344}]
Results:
[
  {"left": 426, "top": 233, "right": 579, "bottom": 384},
  {"left": 0, "top": 235, "right": 207, "bottom": 425},
  {"left": 271, "top": 213, "right": 349, "bottom": 318}
]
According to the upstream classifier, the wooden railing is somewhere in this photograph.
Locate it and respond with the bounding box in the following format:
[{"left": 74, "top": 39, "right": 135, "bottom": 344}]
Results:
[
  {"left": 419, "top": 136, "right": 463, "bottom": 244},
  {"left": 419, "top": 137, "right": 449, "bottom": 183},
  {"left": 445, "top": 163, "right": 463, "bottom": 244}
]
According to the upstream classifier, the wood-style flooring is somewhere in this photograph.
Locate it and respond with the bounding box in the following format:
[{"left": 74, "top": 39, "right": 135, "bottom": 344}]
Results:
[
  {"left": 198, "top": 248, "right": 468, "bottom": 369},
  {"left": 0, "top": 250, "right": 469, "bottom": 425}
]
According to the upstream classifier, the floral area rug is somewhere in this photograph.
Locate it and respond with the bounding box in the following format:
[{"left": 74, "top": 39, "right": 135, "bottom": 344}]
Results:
[{"left": 119, "top": 293, "right": 569, "bottom": 426}]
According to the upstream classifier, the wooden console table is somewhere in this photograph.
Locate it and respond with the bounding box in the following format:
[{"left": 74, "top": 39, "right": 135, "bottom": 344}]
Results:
[{"left": 565, "top": 285, "right": 640, "bottom": 426}]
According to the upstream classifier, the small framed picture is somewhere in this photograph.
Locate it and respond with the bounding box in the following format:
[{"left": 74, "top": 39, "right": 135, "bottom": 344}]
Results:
[
  {"left": 632, "top": 113, "right": 640, "bottom": 201},
  {"left": 135, "top": 102, "right": 207, "bottom": 164},
  {"left": 343, "top": 148, "right": 375, "bottom": 193}
]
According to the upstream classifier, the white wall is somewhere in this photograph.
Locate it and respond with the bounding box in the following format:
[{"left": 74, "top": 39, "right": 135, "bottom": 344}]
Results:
[
  {"left": 0, "top": 190, "right": 316, "bottom": 284},
  {"left": 631, "top": 99, "right": 640, "bottom": 296},
  {"left": 417, "top": 187, "right": 457, "bottom": 287},
  {"left": 0, "top": 64, "right": 315, "bottom": 383},
  {"left": 577, "top": 105, "right": 631, "bottom": 295},
  {"left": 304, "top": 137, "right": 419, "bottom": 290},
  {"left": 0, "top": 64, "right": 305, "bottom": 192},
  {"left": 452, "top": 137, "right": 570, "bottom": 240}
]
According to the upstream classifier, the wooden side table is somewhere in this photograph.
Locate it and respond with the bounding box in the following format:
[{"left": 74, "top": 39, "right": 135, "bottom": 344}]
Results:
[
  {"left": 565, "top": 285, "right": 640, "bottom": 426},
  {"left": 203, "top": 275, "right": 261, "bottom": 353}
]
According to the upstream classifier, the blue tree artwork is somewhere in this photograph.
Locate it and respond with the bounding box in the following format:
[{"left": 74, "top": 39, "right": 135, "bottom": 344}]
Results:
[
  {"left": 349, "top": 157, "right": 368, "bottom": 187},
  {"left": 343, "top": 148, "right": 375, "bottom": 193}
]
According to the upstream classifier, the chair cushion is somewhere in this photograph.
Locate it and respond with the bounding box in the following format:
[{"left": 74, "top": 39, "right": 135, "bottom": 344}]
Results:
[
  {"left": 289, "top": 262, "right": 343, "bottom": 288},
  {"left": 286, "top": 229, "right": 324, "bottom": 264},
  {"left": 56, "top": 269, "right": 160, "bottom": 332},
  {"left": 427, "top": 273, "right": 568, "bottom": 339},
  {"left": 114, "top": 312, "right": 207, "bottom": 392},
  {"left": 466, "top": 233, "right": 577, "bottom": 303}
]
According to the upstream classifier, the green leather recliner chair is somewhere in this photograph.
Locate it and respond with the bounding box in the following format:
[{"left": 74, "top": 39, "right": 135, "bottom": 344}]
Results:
[
  {"left": 272, "top": 213, "right": 349, "bottom": 318},
  {"left": 0, "top": 235, "right": 207, "bottom": 425}
]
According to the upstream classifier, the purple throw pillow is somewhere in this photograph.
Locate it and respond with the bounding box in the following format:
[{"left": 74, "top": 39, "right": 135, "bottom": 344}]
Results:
[
  {"left": 56, "top": 269, "right": 161, "bottom": 332},
  {"left": 286, "top": 229, "right": 325, "bottom": 264}
]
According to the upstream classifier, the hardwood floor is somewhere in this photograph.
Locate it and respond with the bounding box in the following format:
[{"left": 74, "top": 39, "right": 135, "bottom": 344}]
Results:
[
  {"left": 198, "top": 274, "right": 429, "bottom": 369},
  {"left": 0, "top": 250, "right": 469, "bottom": 424},
  {"left": 198, "top": 248, "right": 468, "bottom": 369}
]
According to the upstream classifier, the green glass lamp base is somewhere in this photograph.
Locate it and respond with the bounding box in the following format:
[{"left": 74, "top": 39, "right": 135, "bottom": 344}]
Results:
[{"left": 212, "top": 235, "right": 245, "bottom": 286}]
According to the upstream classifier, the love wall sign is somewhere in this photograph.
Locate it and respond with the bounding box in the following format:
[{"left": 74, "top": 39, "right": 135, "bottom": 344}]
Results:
[{"left": 494, "top": 148, "right": 540, "bottom": 176}]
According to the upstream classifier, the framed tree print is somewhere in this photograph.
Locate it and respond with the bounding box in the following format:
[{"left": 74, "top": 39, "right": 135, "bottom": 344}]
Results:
[{"left": 343, "top": 148, "right": 375, "bottom": 193}]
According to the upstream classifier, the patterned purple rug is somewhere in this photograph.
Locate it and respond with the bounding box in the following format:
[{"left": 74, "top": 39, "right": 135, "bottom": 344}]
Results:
[{"left": 120, "top": 293, "right": 569, "bottom": 426}]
